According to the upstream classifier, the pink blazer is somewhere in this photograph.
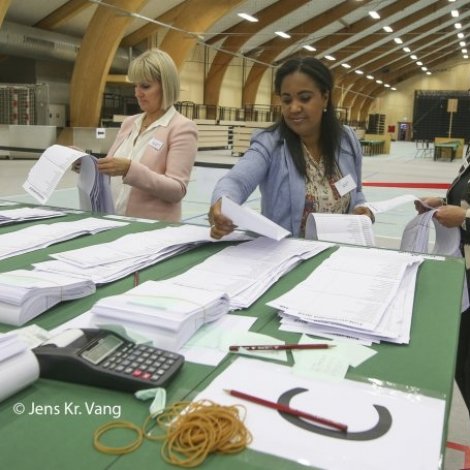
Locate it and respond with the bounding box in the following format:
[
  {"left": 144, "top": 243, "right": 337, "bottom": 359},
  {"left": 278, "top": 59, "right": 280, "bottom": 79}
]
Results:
[{"left": 106, "top": 112, "right": 198, "bottom": 222}]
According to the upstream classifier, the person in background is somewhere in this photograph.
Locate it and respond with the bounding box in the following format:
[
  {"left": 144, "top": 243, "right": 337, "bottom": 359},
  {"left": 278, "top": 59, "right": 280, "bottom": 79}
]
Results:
[
  {"left": 93, "top": 48, "right": 197, "bottom": 222},
  {"left": 415, "top": 155, "right": 470, "bottom": 415},
  {"left": 208, "top": 56, "right": 373, "bottom": 239}
]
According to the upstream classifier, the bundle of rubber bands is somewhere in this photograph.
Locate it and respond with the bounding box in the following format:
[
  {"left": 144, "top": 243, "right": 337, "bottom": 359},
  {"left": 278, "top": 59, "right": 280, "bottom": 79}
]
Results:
[{"left": 93, "top": 399, "right": 252, "bottom": 467}]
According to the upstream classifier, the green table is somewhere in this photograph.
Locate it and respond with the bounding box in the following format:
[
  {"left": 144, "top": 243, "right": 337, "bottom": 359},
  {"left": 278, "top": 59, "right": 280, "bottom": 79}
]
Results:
[
  {"left": 434, "top": 141, "right": 460, "bottom": 161},
  {"left": 0, "top": 211, "right": 465, "bottom": 469},
  {"left": 359, "top": 139, "right": 385, "bottom": 156}
]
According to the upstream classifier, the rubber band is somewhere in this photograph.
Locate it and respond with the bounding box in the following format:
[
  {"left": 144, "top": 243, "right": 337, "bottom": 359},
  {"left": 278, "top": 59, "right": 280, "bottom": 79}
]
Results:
[{"left": 94, "top": 400, "right": 252, "bottom": 467}]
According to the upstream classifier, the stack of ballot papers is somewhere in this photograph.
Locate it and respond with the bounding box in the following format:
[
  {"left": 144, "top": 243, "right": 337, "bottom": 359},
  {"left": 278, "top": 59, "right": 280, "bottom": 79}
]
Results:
[
  {"left": 305, "top": 213, "right": 375, "bottom": 246},
  {"left": 89, "top": 280, "right": 230, "bottom": 351},
  {"left": 268, "top": 246, "right": 424, "bottom": 344},
  {"left": 0, "top": 270, "right": 96, "bottom": 326},
  {"left": 0, "top": 206, "right": 66, "bottom": 226},
  {"left": 33, "top": 224, "right": 250, "bottom": 284},
  {"left": 0, "top": 217, "right": 128, "bottom": 261},
  {"left": 22, "top": 144, "right": 114, "bottom": 213},
  {"left": 0, "top": 332, "right": 39, "bottom": 402},
  {"left": 169, "top": 237, "right": 334, "bottom": 309}
]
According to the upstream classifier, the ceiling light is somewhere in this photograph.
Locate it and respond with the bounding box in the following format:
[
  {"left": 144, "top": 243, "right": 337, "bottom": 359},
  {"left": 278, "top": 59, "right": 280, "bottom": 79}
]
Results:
[
  {"left": 391, "top": 87, "right": 397, "bottom": 91},
  {"left": 394, "top": 38, "right": 403, "bottom": 44},
  {"left": 410, "top": 54, "right": 418, "bottom": 60},
  {"left": 275, "top": 31, "right": 291, "bottom": 39},
  {"left": 464, "top": 55, "right": 469, "bottom": 59},
  {"left": 403, "top": 47, "right": 411, "bottom": 53},
  {"left": 376, "top": 79, "right": 383, "bottom": 84},
  {"left": 384, "top": 84, "right": 391, "bottom": 88},
  {"left": 458, "top": 33, "right": 465, "bottom": 39},
  {"left": 421, "top": 67, "right": 428, "bottom": 71},
  {"left": 426, "top": 71, "right": 432, "bottom": 75},
  {"left": 324, "top": 55, "right": 336, "bottom": 61},
  {"left": 237, "top": 13, "right": 258, "bottom": 22},
  {"left": 383, "top": 26, "right": 393, "bottom": 33},
  {"left": 355, "top": 69, "right": 364, "bottom": 75},
  {"left": 455, "top": 23, "right": 462, "bottom": 29},
  {"left": 451, "top": 10, "right": 459, "bottom": 18},
  {"left": 303, "top": 45, "right": 316, "bottom": 52},
  {"left": 416, "top": 61, "right": 423, "bottom": 66},
  {"left": 369, "top": 11, "right": 380, "bottom": 19},
  {"left": 463, "top": 48, "right": 468, "bottom": 53},
  {"left": 341, "top": 63, "right": 351, "bottom": 68},
  {"left": 460, "top": 41, "right": 466, "bottom": 47},
  {"left": 366, "top": 75, "right": 374, "bottom": 80}
]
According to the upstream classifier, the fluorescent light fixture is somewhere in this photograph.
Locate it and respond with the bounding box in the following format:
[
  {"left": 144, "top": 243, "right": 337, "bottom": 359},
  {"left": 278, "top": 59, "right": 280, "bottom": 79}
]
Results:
[
  {"left": 458, "top": 33, "right": 465, "bottom": 38},
  {"left": 460, "top": 41, "right": 466, "bottom": 47},
  {"left": 451, "top": 10, "right": 459, "bottom": 18},
  {"left": 369, "top": 11, "right": 380, "bottom": 19},
  {"left": 376, "top": 79, "right": 383, "bottom": 84},
  {"left": 275, "top": 31, "right": 291, "bottom": 39},
  {"left": 366, "top": 75, "right": 374, "bottom": 80},
  {"left": 463, "top": 48, "right": 468, "bottom": 53},
  {"left": 383, "top": 26, "right": 393, "bottom": 32},
  {"left": 410, "top": 54, "right": 418, "bottom": 60},
  {"left": 421, "top": 67, "right": 428, "bottom": 71},
  {"left": 455, "top": 23, "right": 462, "bottom": 29},
  {"left": 303, "top": 45, "right": 316, "bottom": 51},
  {"left": 416, "top": 61, "right": 423, "bottom": 66},
  {"left": 237, "top": 12, "right": 258, "bottom": 22},
  {"left": 391, "top": 87, "right": 397, "bottom": 91},
  {"left": 324, "top": 55, "right": 336, "bottom": 61},
  {"left": 464, "top": 55, "right": 469, "bottom": 59},
  {"left": 403, "top": 47, "right": 411, "bottom": 53},
  {"left": 355, "top": 69, "right": 364, "bottom": 75},
  {"left": 384, "top": 84, "right": 391, "bottom": 88},
  {"left": 393, "top": 37, "right": 403, "bottom": 44},
  {"left": 341, "top": 63, "right": 351, "bottom": 68},
  {"left": 426, "top": 71, "right": 432, "bottom": 75}
]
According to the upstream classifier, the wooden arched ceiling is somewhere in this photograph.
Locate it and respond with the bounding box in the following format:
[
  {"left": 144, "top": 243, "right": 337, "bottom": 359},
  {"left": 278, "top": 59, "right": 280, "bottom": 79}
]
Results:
[{"left": 203, "top": 0, "right": 310, "bottom": 106}]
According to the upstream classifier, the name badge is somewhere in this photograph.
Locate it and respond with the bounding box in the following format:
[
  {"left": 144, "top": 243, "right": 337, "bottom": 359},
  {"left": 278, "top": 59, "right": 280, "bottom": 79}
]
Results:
[
  {"left": 149, "top": 138, "right": 163, "bottom": 151},
  {"left": 334, "top": 174, "right": 357, "bottom": 196}
]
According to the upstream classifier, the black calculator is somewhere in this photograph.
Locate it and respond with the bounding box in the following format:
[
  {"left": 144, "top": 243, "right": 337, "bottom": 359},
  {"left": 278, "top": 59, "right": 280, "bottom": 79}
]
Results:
[{"left": 33, "top": 328, "right": 184, "bottom": 393}]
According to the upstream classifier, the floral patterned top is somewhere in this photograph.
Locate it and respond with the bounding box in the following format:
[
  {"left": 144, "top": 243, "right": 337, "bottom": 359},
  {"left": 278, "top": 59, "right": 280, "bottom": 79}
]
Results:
[{"left": 299, "top": 154, "right": 351, "bottom": 236}]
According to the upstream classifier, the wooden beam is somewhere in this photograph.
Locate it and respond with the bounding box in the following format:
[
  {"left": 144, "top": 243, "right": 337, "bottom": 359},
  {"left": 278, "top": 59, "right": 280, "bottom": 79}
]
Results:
[
  {"left": 160, "top": 0, "right": 244, "bottom": 70},
  {"left": 0, "top": 0, "right": 11, "bottom": 26},
  {"left": 35, "top": 0, "right": 90, "bottom": 30},
  {"left": 70, "top": 0, "right": 147, "bottom": 127}
]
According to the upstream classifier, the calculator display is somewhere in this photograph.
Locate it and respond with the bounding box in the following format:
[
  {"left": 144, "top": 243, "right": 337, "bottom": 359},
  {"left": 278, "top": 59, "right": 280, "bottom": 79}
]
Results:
[{"left": 81, "top": 335, "right": 123, "bottom": 365}]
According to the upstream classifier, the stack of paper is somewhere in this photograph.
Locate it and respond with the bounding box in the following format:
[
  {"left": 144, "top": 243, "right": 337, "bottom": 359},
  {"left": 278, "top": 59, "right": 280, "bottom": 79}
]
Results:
[
  {"left": 0, "top": 332, "right": 40, "bottom": 402},
  {"left": 269, "top": 246, "right": 424, "bottom": 344},
  {"left": 22, "top": 144, "right": 114, "bottom": 213},
  {"left": 0, "top": 217, "right": 128, "bottom": 261},
  {"left": 0, "top": 206, "right": 66, "bottom": 226},
  {"left": 90, "top": 280, "right": 230, "bottom": 351},
  {"left": 0, "top": 270, "right": 96, "bottom": 326},
  {"left": 34, "top": 224, "right": 250, "bottom": 284},
  {"left": 305, "top": 213, "right": 375, "bottom": 246},
  {"left": 170, "top": 237, "right": 333, "bottom": 309}
]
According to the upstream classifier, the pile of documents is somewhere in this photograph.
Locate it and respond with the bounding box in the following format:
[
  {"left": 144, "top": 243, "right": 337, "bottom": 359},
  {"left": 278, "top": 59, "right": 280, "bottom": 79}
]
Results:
[
  {"left": 170, "top": 237, "right": 333, "bottom": 309},
  {"left": 0, "top": 206, "right": 65, "bottom": 226},
  {"left": 0, "top": 332, "right": 39, "bottom": 402},
  {"left": 0, "top": 269, "right": 96, "bottom": 326},
  {"left": 89, "top": 280, "right": 230, "bottom": 351},
  {"left": 269, "top": 246, "right": 424, "bottom": 344},
  {"left": 34, "top": 224, "right": 249, "bottom": 284},
  {"left": 22, "top": 144, "right": 114, "bottom": 213},
  {"left": 0, "top": 217, "right": 128, "bottom": 261}
]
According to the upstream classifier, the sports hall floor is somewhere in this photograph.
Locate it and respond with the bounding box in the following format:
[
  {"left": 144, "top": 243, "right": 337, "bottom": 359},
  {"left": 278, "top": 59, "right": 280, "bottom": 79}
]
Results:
[{"left": 1, "top": 141, "right": 469, "bottom": 468}]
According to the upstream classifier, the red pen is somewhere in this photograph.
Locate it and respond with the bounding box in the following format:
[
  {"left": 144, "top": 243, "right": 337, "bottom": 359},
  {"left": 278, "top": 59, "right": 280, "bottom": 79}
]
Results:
[
  {"left": 229, "top": 343, "right": 334, "bottom": 352},
  {"left": 225, "top": 388, "right": 347, "bottom": 432}
]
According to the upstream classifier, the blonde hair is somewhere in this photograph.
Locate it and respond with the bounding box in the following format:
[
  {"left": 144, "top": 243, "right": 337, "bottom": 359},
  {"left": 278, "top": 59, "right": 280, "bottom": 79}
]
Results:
[{"left": 127, "top": 48, "right": 180, "bottom": 109}]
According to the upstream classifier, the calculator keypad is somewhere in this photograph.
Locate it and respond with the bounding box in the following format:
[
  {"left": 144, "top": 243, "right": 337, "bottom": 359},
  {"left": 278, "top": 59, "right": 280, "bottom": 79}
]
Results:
[{"left": 99, "top": 344, "right": 181, "bottom": 385}]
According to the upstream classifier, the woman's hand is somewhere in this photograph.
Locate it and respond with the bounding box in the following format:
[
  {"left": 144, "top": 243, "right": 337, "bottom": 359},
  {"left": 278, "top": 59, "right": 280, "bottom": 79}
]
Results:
[
  {"left": 352, "top": 205, "right": 375, "bottom": 223},
  {"left": 434, "top": 205, "right": 466, "bottom": 228},
  {"left": 208, "top": 199, "right": 237, "bottom": 239},
  {"left": 414, "top": 196, "right": 443, "bottom": 214},
  {"left": 96, "top": 156, "right": 131, "bottom": 177}
]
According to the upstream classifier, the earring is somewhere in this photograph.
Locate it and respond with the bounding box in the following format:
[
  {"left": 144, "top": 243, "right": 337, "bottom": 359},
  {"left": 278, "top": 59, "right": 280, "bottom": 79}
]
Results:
[{"left": 323, "top": 108, "right": 327, "bottom": 113}]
